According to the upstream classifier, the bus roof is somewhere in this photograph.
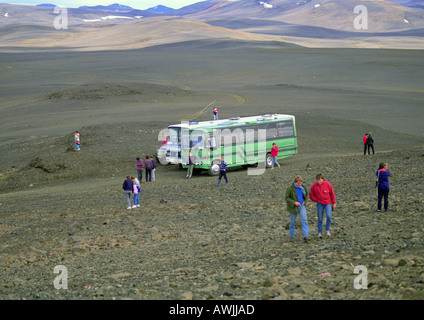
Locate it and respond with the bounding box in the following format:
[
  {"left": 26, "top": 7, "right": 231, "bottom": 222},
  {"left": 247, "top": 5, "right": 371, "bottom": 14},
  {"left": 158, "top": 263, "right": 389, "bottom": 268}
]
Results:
[{"left": 169, "top": 114, "right": 295, "bottom": 130}]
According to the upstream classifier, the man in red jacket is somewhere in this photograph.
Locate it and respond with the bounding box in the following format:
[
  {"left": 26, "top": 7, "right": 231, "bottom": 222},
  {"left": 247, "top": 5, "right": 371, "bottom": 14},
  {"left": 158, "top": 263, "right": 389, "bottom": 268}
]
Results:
[
  {"left": 309, "top": 173, "right": 336, "bottom": 238},
  {"left": 271, "top": 143, "right": 280, "bottom": 169},
  {"left": 363, "top": 133, "right": 368, "bottom": 156}
]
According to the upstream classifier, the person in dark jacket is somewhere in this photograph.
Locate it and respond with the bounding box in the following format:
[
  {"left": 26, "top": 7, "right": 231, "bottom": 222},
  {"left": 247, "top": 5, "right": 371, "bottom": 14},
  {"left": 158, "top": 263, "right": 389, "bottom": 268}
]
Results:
[
  {"left": 144, "top": 156, "right": 153, "bottom": 182},
  {"left": 186, "top": 151, "right": 194, "bottom": 179},
  {"left": 285, "top": 175, "right": 309, "bottom": 241},
  {"left": 122, "top": 175, "right": 133, "bottom": 209},
  {"left": 216, "top": 156, "right": 228, "bottom": 185},
  {"left": 136, "top": 157, "right": 144, "bottom": 182},
  {"left": 376, "top": 162, "right": 391, "bottom": 212},
  {"left": 367, "top": 132, "right": 375, "bottom": 155}
]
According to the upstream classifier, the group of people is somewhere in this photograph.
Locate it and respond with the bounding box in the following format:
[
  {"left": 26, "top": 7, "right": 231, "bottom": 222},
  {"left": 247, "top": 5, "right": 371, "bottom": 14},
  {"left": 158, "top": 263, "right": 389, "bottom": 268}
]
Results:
[
  {"left": 363, "top": 132, "right": 375, "bottom": 155},
  {"left": 121, "top": 156, "right": 157, "bottom": 209},
  {"left": 285, "top": 173, "right": 336, "bottom": 242},
  {"left": 121, "top": 130, "right": 391, "bottom": 241},
  {"left": 185, "top": 152, "right": 229, "bottom": 185},
  {"left": 286, "top": 162, "right": 391, "bottom": 241},
  {"left": 136, "top": 156, "right": 157, "bottom": 183},
  {"left": 122, "top": 175, "right": 141, "bottom": 210}
]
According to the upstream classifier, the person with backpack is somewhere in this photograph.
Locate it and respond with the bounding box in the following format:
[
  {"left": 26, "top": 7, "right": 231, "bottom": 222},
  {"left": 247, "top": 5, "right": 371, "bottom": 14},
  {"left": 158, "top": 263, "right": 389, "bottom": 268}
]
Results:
[{"left": 367, "top": 132, "right": 375, "bottom": 155}]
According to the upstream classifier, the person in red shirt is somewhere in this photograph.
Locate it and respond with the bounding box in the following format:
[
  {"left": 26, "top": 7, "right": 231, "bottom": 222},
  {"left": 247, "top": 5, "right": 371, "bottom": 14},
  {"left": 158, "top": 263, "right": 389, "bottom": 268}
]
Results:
[
  {"left": 309, "top": 173, "right": 336, "bottom": 238},
  {"left": 270, "top": 143, "right": 280, "bottom": 169},
  {"left": 213, "top": 107, "right": 218, "bottom": 120},
  {"left": 363, "top": 133, "right": 368, "bottom": 156}
]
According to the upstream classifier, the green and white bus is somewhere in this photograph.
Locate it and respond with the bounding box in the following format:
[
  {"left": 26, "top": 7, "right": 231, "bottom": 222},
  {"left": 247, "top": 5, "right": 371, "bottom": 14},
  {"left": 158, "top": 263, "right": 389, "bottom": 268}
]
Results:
[{"left": 159, "top": 114, "right": 297, "bottom": 175}]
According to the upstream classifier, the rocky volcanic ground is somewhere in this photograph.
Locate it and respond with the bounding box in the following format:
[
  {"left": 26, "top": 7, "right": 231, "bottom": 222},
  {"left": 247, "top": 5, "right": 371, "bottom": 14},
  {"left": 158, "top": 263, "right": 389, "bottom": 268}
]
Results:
[{"left": 0, "top": 115, "right": 423, "bottom": 301}]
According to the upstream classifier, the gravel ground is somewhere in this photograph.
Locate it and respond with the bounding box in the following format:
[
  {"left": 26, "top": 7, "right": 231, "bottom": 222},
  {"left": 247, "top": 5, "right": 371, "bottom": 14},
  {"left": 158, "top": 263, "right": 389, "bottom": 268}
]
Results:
[{"left": 1, "top": 115, "right": 423, "bottom": 301}]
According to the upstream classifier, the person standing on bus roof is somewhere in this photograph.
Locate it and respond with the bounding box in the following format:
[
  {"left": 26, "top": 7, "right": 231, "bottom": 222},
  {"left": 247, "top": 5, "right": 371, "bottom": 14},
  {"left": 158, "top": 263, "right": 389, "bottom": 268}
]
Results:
[
  {"left": 213, "top": 107, "right": 218, "bottom": 120},
  {"left": 271, "top": 143, "right": 280, "bottom": 169},
  {"left": 216, "top": 156, "right": 228, "bottom": 185}
]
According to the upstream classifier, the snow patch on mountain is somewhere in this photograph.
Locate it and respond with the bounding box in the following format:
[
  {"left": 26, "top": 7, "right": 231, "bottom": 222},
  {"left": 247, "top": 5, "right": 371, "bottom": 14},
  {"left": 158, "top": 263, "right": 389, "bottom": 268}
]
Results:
[{"left": 259, "top": 1, "right": 273, "bottom": 9}]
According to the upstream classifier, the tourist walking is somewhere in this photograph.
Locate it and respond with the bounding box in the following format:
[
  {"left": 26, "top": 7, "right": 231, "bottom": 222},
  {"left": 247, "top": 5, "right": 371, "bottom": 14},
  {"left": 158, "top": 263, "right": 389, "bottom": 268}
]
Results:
[
  {"left": 75, "top": 131, "right": 81, "bottom": 151},
  {"left": 216, "top": 156, "right": 228, "bottom": 185},
  {"left": 186, "top": 151, "right": 194, "bottom": 179},
  {"left": 144, "top": 156, "right": 153, "bottom": 182},
  {"left": 122, "top": 175, "right": 133, "bottom": 210},
  {"left": 271, "top": 143, "right": 280, "bottom": 169},
  {"left": 132, "top": 176, "right": 140, "bottom": 208},
  {"left": 367, "top": 132, "right": 375, "bottom": 155},
  {"left": 285, "top": 175, "right": 309, "bottom": 241},
  {"left": 136, "top": 157, "right": 144, "bottom": 182},
  {"left": 376, "top": 162, "right": 391, "bottom": 212},
  {"left": 309, "top": 173, "right": 336, "bottom": 238}
]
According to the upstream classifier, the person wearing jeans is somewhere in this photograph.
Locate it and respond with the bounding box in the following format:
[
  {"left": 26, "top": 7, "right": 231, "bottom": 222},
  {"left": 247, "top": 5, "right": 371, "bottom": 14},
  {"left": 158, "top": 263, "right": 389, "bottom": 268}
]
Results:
[
  {"left": 316, "top": 203, "right": 333, "bottom": 236},
  {"left": 285, "top": 175, "right": 309, "bottom": 241},
  {"left": 309, "top": 173, "right": 336, "bottom": 238},
  {"left": 122, "top": 175, "right": 133, "bottom": 210},
  {"left": 271, "top": 143, "right": 280, "bottom": 169}
]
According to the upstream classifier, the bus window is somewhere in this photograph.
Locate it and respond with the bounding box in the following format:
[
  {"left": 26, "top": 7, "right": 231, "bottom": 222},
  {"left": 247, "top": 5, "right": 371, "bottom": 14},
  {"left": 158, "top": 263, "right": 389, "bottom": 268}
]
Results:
[
  {"left": 182, "top": 135, "right": 190, "bottom": 149},
  {"left": 209, "top": 134, "right": 217, "bottom": 150},
  {"left": 168, "top": 127, "right": 180, "bottom": 145},
  {"left": 243, "top": 126, "right": 258, "bottom": 143},
  {"left": 277, "top": 121, "right": 294, "bottom": 137},
  {"left": 259, "top": 123, "right": 278, "bottom": 139},
  {"left": 190, "top": 130, "right": 206, "bottom": 149}
]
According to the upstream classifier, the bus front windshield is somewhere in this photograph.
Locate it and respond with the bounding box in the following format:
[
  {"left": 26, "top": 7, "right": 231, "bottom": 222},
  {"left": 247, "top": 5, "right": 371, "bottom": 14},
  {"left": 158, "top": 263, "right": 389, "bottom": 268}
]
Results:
[{"left": 168, "top": 127, "right": 180, "bottom": 145}]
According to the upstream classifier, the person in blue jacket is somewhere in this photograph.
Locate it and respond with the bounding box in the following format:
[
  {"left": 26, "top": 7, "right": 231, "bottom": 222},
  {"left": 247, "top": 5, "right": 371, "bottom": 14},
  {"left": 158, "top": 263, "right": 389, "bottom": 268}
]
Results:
[
  {"left": 216, "top": 156, "right": 228, "bottom": 185},
  {"left": 122, "top": 175, "right": 133, "bottom": 210},
  {"left": 376, "top": 162, "right": 391, "bottom": 212}
]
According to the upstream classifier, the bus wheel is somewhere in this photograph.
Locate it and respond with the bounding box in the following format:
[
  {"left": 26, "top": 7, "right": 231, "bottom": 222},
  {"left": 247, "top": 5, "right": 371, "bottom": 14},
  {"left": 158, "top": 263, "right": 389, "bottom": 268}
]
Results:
[
  {"left": 266, "top": 153, "right": 273, "bottom": 168},
  {"left": 208, "top": 160, "right": 220, "bottom": 176}
]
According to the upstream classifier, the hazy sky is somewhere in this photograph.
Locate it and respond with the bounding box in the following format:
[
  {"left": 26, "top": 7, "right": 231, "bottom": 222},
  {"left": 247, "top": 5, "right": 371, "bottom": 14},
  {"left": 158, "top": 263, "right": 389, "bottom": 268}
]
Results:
[{"left": 1, "top": 1, "right": 203, "bottom": 10}]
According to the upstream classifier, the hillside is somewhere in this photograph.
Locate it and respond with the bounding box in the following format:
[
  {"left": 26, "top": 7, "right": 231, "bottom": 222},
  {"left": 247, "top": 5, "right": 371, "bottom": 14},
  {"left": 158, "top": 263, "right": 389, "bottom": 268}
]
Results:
[{"left": 0, "top": 1, "right": 423, "bottom": 51}]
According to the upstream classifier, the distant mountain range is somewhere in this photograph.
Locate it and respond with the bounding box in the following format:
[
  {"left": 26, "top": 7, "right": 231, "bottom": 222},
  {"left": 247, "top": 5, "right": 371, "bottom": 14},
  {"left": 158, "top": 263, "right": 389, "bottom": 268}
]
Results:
[
  {"left": 1, "top": 0, "right": 422, "bottom": 50},
  {"left": 389, "top": 0, "right": 424, "bottom": 9},
  {"left": 34, "top": 1, "right": 424, "bottom": 11},
  {"left": 36, "top": 2, "right": 175, "bottom": 12}
]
